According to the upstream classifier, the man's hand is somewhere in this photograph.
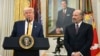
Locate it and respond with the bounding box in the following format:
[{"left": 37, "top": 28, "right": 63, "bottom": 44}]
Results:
[
  {"left": 56, "top": 28, "right": 61, "bottom": 34},
  {"left": 74, "top": 52, "right": 81, "bottom": 56}
]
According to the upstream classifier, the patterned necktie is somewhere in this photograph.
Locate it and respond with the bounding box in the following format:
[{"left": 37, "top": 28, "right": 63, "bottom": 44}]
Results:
[
  {"left": 27, "top": 22, "right": 32, "bottom": 35},
  {"left": 75, "top": 24, "right": 79, "bottom": 34}
]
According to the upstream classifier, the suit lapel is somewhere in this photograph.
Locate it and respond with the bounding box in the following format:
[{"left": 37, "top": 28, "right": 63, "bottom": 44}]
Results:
[
  {"left": 71, "top": 24, "right": 76, "bottom": 36},
  {"left": 66, "top": 8, "right": 69, "bottom": 15},
  {"left": 32, "top": 21, "right": 37, "bottom": 36},
  {"left": 66, "top": 8, "right": 71, "bottom": 17},
  {"left": 61, "top": 8, "right": 69, "bottom": 22},
  {"left": 61, "top": 10, "right": 65, "bottom": 17},
  {"left": 77, "top": 22, "right": 85, "bottom": 35},
  {"left": 70, "top": 22, "right": 85, "bottom": 36},
  {"left": 18, "top": 21, "right": 25, "bottom": 36},
  {"left": 21, "top": 21, "right": 25, "bottom": 35}
]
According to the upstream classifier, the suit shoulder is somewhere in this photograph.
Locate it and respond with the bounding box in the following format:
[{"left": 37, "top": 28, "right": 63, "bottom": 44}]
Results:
[
  {"left": 83, "top": 22, "right": 92, "bottom": 26},
  {"left": 14, "top": 20, "right": 25, "bottom": 24},
  {"left": 58, "top": 9, "right": 62, "bottom": 13},
  {"left": 67, "top": 7, "right": 75, "bottom": 11},
  {"left": 83, "top": 22, "right": 93, "bottom": 29},
  {"left": 67, "top": 7, "right": 75, "bottom": 10},
  {"left": 34, "top": 21, "right": 42, "bottom": 26},
  {"left": 66, "top": 23, "right": 74, "bottom": 29}
]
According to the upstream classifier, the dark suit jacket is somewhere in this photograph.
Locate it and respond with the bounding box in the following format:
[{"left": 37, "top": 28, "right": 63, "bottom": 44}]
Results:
[
  {"left": 56, "top": 7, "right": 74, "bottom": 33},
  {"left": 11, "top": 20, "right": 44, "bottom": 56},
  {"left": 64, "top": 22, "right": 93, "bottom": 56}
]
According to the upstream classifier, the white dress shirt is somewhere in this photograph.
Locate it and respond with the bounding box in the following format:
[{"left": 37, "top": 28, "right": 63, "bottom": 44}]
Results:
[
  {"left": 75, "top": 21, "right": 82, "bottom": 28},
  {"left": 25, "top": 20, "right": 33, "bottom": 35},
  {"left": 63, "top": 9, "right": 67, "bottom": 14}
]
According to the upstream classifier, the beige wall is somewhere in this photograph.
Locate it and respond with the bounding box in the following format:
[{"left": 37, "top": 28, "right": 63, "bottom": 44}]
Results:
[{"left": 97, "top": 0, "right": 100, "bottom": 44}]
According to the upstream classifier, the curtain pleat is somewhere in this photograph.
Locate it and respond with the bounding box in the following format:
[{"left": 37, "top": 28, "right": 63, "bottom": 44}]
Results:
[
  {"left": 0, "top": 0, "right": 14, "bottom": 56},
  {"left": 14, "top": 0, "right": 30, "bottom": 21}
]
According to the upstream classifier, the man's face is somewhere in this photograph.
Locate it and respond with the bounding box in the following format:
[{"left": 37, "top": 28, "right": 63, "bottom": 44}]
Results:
[
  {"left": 72, "top": 11, "right": 82, "bottom": 23},
  {"left": 61, "top": 1, "right": 67, "bottom": 9},
  {"left": 24, "top": 10, "right": 34, "bottom": 21}
]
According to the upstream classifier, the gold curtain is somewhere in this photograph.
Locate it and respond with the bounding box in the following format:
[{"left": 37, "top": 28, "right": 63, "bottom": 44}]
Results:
[{"left": 14, "top": 0, "right": 30, "bottom": 21}]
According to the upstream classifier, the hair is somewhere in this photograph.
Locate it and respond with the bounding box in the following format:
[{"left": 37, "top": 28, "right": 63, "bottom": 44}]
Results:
[
  {"left": 23, "top": 7, "right": 34, "bottom": 14},
  {"left": 62, "top": 0, "right": 68, "bottom": 4}
]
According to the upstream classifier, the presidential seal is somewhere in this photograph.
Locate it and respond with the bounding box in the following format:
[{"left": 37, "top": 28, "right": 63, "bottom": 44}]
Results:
[{"left": 19, "top": 35, "right": 34, "bottom": 49}]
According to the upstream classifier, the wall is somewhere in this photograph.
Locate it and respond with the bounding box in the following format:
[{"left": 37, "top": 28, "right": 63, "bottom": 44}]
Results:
[{"left": 97, "top": 0, "right": 100, "bottom": 44}]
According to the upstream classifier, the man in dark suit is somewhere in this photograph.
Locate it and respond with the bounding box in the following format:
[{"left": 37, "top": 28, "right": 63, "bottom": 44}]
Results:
[
  {"left": 11, "top": 7, "right": 44, "bottom": 56},
  {"left": 64, "top": 10, "right": 93, "bottom": 56},
  {"left": 56, "top": 0, "right": 74, "bottom": 34}
]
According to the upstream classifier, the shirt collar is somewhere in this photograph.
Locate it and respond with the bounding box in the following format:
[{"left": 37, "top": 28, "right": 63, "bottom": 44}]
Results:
[
  {"left": 30, "top": 20, "right": 33, "bottom": 24},
  {"left": 63, "top": 9, "right": 67, "bottom": 13},
  {"left": 25, "top": 20, "right": 33, "bottom": 25},
  {"left": 75, "top": 21, "right": 82, "bottom": 27}
]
